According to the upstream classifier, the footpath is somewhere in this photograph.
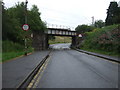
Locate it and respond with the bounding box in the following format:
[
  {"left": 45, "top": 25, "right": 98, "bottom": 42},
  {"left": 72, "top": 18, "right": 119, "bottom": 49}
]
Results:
[{"left": 2, "top": 50, "right": 50, "bottom": 88}]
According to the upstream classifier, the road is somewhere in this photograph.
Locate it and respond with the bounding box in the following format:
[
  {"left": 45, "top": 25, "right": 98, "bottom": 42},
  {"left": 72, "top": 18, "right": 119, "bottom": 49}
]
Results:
[
  {"left": 2, "top": 43, "right": 119, "bottom": 88},
  {"left": 31, "top": 43, "right": 119, "bottom": 88},
  {"left": 49, "top": 43, "right": 71, "bottom": 49}
]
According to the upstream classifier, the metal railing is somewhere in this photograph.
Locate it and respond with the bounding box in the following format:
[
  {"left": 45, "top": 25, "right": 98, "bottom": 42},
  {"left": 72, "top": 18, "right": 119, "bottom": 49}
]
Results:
[{"left": 46, "top": 23, "right": 75, "bottom": 30}]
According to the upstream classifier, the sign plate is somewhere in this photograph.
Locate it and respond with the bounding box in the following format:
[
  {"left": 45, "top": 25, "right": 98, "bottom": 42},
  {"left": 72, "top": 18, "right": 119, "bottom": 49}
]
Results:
[
  {"left": 78, "top": 34, "right": 82, "bottom": 37},
  {"left": 22, "top": 24, "right": 29, "bottom": 31}
]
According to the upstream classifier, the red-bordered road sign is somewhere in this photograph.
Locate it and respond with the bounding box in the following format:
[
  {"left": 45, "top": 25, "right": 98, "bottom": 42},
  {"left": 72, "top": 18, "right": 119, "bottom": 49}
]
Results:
[
  {"left": 78, "top": 34, "right": 82, "bottom": 37},
  {"left": 22, "top": 24, "right": 29, "bottom": 31}
]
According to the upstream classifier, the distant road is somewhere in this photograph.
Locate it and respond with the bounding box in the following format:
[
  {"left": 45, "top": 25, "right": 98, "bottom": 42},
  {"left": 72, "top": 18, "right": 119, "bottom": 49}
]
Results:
[
  {"left": 34, "top": 43, "right": 118, "bottom": 88},
  {"left": 49, "top": 43, "right": 71, "bottom": 49}
]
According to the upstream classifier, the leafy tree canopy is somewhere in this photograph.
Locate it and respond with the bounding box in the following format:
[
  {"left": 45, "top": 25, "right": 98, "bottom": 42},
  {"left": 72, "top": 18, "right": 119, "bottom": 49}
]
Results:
[
  {"left": 75, "top": 24, "right": 94, "bottom": 34},
  {"left": 105, "top": 1, "right": 120, "bottom": 25},
  {"left": 2, "top": 2, "right": 47, "bottom": 44},
  {"left": 28, "top": 5, "right": 46, "bottom": 32},
  {"left": 94, "top": 20, "right": 105, "bottom": 28}
]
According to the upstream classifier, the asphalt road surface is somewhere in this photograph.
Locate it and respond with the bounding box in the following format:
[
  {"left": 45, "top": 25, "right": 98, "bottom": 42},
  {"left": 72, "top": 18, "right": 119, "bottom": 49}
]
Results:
[
  {"left": 2, "top": 51, "right": 50, "bottom": 88},
  {"left": 2, "top": 43, "right": 119, "bottom": 88},
  {"left": 35, "top": 43, "right": 118, "bottom": 88}
]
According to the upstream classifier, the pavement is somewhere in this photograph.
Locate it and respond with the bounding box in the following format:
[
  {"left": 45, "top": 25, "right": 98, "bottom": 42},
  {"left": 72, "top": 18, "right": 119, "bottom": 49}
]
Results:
[{"left": 2, "top": 50, "right": 50, "bottom": 88}]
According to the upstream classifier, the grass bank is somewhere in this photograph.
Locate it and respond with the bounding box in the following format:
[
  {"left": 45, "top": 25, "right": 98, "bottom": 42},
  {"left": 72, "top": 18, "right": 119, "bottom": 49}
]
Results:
[
  {"left": 2, "top": 40, "right": 34, "bottom": 62},
  {"left": 80, "top": 24, "right": 120, "bottom": 57}
]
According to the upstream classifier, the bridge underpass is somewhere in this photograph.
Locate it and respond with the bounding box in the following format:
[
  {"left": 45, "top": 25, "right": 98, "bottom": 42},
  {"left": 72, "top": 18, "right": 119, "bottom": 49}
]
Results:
[
  {"left": 48, "top": 36, "right": 72, "bottom": 44},
  {"left": 3, "top": 27, "right": 118, "bottom": 89},
  {"left": 32, "top": 28, "right": 79, "bottom": 51}
]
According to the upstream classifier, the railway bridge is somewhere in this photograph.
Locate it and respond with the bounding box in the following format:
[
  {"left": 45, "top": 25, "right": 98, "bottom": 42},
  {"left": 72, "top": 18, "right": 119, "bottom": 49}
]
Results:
[{"left": 32, "top": 27, "right": 80, "bottom": 51}]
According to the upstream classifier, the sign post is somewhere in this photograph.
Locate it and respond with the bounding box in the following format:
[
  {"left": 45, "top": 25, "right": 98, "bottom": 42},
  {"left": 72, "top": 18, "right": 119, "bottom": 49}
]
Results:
[
  {"left": 23, "top": 0, "right": 28, "bottom": 56},
  {"left": 22, "top": 24, "right": 29, "bottom": 55}
]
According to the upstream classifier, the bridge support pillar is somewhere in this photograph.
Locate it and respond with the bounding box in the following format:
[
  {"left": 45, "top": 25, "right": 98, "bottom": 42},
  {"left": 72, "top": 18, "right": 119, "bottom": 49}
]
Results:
[
  {"left": 32, "top": 32, "right": 49, "bottom": 51},
  {"left": 71, "top": 36, "right": 77, "bottom": 48}
]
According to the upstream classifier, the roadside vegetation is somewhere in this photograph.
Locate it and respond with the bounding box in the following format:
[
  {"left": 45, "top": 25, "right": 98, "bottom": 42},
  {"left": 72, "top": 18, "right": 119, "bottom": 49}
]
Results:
[
  {"left": 2, "top": 2, "right": 46, "bottom": 62},
  {"left": 80, "top": 25, "right": 120, "bottom": 57},
  {"left": 2, "top": 40, "right": 34, "bottom": 62},
  {"left": 76, "top": 1, "right": 120, "bottom": 57}
]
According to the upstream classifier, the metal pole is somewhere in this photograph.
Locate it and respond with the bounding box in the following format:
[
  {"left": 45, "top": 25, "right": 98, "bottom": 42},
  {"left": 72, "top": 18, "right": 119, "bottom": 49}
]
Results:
[
  {"left": 92, "top": 16, "right": 94, "bottom": 26},
  {"left": 25, "top": 0, "right": 28, "bottom": 24},
  {"left": 64, "top": 37, "right": 65, "bottom": 43},
  {"left": 24, "top": 0, "right": 28, "bottom": 55}
]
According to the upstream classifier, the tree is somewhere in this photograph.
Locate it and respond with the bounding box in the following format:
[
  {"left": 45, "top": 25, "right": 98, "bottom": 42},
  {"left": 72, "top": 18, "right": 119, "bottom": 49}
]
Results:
[
  {"left": 105, "top": 1, "right": 120, "bottom": 25},
  {"left": 94, "top": 20, "right": 105, "bottom": 28},
  {"left": 75, "top": 24, "right": 94, "bottom": 34},
  {"left": 2, "top": 2, "right": 26, "bottom": 44},
  {"left": 28, "top": 5, "right": 46, "bottom": 33},
  {"left": 2, "top": 2, "right": 47, "bottom": 44}
]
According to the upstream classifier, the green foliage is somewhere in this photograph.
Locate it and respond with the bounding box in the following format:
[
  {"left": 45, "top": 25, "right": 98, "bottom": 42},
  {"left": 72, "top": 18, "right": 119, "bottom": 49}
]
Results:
[
  {"left": 3, "top": 2, "right": 25, "bottom": 44},
  {"left": 2, "top": 2, "right": 46, "bottom": 61},
  {"left": 2, "top": 52, "right": 24, "bottom": 62},
  {"left": 75, "top": 24, "right": 94, "bottom": 34},
  {"left": 28, "top": 5, "right": 46, "bottom": 33},
  {"left": 2, "top": 40, "right": 34, "bottom": 62},
  {"left": 105, "top": 1, "right": 120, "bottom": 25},
  {"left": 2, "top": 2, "right": 47, "bottom": 43},
  {"left": 81, "top": 24, "right": 120, "bottom": 56},
  {"left": 94, "top": 20, "right": 105, "bottom": 28},
  {"left": 2, "top": 40, "right": 24, "bottom": 52}
]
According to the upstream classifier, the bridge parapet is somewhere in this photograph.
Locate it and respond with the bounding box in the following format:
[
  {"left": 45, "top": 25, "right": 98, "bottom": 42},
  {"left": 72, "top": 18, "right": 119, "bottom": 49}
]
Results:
[
  {"left": 45, "top": 28, "right": 77, "bottom": 36},
  {"left": 46, "top": 23, "right": 75, "bottom": 30}
]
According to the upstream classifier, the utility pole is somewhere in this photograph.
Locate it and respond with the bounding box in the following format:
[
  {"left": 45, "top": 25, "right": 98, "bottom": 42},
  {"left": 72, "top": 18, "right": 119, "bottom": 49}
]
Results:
[
  {"left": 24, "top": 0, "right": 28, "bottom": 55},
  {"left": 91, "top": 16, "right": 94, "bottom": 26},
  {"left": 25, "top": 0, "right": 28, "bottom": 24}
]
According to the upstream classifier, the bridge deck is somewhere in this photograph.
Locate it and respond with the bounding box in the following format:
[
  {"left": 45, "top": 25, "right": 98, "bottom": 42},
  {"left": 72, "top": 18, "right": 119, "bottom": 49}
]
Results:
[{"left": 45, "top": 28, "right": 77, "bottom": 36}]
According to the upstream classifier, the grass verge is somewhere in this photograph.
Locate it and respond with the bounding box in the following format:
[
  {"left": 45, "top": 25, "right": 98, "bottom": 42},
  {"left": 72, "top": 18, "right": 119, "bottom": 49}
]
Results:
[
  {"left": 2, "top": 48, "right": 34, "bottom": 63},
  {"left": 81, "top": 47, "right": 120, "bottom": 57},
  {"left": 2, "top": 40, "right": 34, "bottom": 63},
  {"left": 2, "top": 52, "right": 24, "bottom": 62}
]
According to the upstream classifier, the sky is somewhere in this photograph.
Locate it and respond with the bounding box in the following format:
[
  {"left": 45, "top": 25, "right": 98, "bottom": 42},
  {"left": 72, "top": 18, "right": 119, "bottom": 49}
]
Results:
[{"left": 3, "top": 0, "right": 120, "bottom": 30}]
